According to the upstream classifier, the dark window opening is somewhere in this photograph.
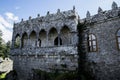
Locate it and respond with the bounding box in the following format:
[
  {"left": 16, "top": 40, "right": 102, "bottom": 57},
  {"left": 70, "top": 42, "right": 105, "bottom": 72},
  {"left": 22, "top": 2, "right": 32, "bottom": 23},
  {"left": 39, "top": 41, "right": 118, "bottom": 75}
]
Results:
[
  {"left": 38, "top": 39, "right": 41, "bottom": 47},
  {"left": 54, "top": 37, "right": 62, "bottom": 46}
]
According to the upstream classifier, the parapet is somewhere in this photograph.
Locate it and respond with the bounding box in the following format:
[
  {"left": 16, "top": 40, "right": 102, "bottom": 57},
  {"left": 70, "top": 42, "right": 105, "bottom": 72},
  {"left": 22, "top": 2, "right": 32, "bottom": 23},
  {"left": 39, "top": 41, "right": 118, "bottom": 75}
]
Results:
[
  {"left": 14, "top": 7, "right": 78, "bottom": 29},
  {"left": 81, "top": 2, "right": 120, "bottom": 24}
]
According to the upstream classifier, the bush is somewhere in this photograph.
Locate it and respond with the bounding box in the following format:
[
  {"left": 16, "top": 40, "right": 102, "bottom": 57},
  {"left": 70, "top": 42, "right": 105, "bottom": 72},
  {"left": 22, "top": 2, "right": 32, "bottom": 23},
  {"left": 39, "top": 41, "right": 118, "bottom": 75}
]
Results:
[
  {"left": 0, "top": 73, "right": 6, "bottom": 80},
  {"left": 32, "top": 69, "right": 77, "bottom": 80}
]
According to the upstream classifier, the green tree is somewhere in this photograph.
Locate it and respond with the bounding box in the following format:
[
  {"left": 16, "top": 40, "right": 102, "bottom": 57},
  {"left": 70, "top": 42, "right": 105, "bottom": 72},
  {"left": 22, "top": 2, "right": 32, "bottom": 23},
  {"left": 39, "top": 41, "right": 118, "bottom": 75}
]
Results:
[
  {"left": 0, "top": 30, "right": 11, "bottom": 58},
  {"left": 0, "top": 30, "right": 3, "bottom": 57},
  {"left": 3, "top": 41, "right": 11, "bottom": 57},
  {"left": 14, "top": 36, "right": 20, "bottom": 48}
]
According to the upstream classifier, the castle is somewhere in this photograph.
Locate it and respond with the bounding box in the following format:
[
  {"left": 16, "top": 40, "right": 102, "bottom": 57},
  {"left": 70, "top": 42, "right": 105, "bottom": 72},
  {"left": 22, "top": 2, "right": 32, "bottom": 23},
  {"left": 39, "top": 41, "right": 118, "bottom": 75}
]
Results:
[{"left": 10, "top": 2, "right": 120, "bottom": 80}]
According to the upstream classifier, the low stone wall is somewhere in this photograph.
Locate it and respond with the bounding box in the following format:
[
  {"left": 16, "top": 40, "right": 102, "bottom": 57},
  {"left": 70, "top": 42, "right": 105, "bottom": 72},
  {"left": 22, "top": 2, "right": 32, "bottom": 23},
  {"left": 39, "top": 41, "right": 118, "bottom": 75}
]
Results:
[{"left": 11, "top": 46, "right": 78, "bottom": 80}]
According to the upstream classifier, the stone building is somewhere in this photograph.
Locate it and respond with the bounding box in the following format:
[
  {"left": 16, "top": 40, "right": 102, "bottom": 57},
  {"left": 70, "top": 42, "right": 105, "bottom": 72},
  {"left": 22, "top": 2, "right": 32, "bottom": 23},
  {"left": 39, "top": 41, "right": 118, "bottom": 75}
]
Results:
[{"left": 10, "top": 2, "right": 120, "bottom": 80}]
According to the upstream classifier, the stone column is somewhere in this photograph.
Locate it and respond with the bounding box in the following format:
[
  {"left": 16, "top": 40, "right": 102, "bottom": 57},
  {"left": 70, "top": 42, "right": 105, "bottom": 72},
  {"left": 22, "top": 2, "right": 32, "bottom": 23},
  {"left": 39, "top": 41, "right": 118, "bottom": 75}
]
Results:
[
  {"left": 36, "top": 32, "right": 39, "bottom": 47},
  {"left": 46, "top": 32, "right": 49, "bottom": 47},
  {"left": 11, "top": 39, "right": 15, "bottom": 49},
  {"left": 27, "top": 36, "right": 30, "bottom": 48},
  {"left": 20, "top": 38, "right": 22, "bottom": 48},
  {"left": 58, "top": 33, "right": 60, "bottom": 46},
  {"left": 71, "top": 31, "right": 78, "bottom": 45}
]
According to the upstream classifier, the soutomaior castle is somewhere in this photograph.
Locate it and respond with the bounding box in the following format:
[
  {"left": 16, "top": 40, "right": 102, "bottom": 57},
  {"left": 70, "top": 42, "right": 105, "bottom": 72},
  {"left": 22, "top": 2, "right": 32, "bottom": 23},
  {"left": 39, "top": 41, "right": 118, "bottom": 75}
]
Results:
[{"left": 10, "top": 1, "right": 120, "bottom": 80}]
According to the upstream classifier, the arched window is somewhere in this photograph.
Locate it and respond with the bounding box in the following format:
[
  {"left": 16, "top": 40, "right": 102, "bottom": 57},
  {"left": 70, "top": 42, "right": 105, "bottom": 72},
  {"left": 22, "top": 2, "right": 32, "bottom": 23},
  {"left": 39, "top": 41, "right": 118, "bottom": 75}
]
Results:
[
  {"left": 54, "top": 37, "right": 62, "bottom": 46},
  {"left": 116, "top": 29, "right": 120, "bottom": 50},
  {"left": 88, "top": 34, "right": 97, "bottom": 52},
  {"left": 22, "top": 32, "right": 28, "bottom": 48},
  {"left": 60, "top": 26, "right": 71, "bottom": 45},
  {"left": 48, "top": 27, "right": 58, "bottom": 46},
  {"left": 14, "top": 34, "right": 20, "bottom": 48},
  {"left": 39, "top": 29, "right": 46, "bottom": 47}
]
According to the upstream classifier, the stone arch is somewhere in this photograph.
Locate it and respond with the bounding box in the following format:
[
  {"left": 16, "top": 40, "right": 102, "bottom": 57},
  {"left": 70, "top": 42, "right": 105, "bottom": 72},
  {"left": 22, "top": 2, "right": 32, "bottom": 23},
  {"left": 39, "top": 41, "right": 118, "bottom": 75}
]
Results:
[
  {"left": 54, "top": 37, "right": 62, "bottom": 46},
  {"left": 22, "top": 32, "right": 28, "bottom": 48},
  {"left": 48, "top": 27, "right": 58, "bottom": 46},
  {"left": 29, "top": 30, "right": 37, "bottom": 47},
  {"left": 14, "top": 34, "right": 20, "bottom": 48},
  {"left": 64, "top": 24, "right": 74, "bottom": 31},
  {"left": 60, "top": 25, "right": 71, "bottom": 45},
  {"left": 39, "top": 29, "right": 46, "bottom": 47}
]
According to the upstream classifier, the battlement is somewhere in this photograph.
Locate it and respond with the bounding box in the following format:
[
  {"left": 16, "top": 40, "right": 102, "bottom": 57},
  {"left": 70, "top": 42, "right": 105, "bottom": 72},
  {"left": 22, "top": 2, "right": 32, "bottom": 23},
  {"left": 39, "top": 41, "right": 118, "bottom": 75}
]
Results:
[
  {"left": 14, "top": 7, "right": 78, "bottom": 29},
  {"left": 81, "top": 2, "right": 120, "bottom": 24}
]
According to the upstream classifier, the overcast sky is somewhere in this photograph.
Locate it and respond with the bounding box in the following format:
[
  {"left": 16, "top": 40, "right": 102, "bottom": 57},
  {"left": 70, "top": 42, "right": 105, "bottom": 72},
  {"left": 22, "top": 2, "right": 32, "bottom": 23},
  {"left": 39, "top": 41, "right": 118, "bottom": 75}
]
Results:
[{"left": 0, "top": 0, "right": 120, "bottom": 42}]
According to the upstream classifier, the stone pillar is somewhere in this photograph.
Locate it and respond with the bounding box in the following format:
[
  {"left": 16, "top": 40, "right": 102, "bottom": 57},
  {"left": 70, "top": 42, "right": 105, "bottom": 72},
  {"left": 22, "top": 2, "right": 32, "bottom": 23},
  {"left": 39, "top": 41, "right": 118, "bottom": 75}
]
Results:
[
  {"left": 28, "top": 37, "right": 30, "bottom": 48},
  {"left": 36, "top": 33, "right": 39, "bottom": 47},
  {"left": 46, "top": 32, "right": 49, "bottom": 47},
  {"left": 11, "top": 39, "right": 15, "bottom": 49},
  {"left": 20, "top": 38, "right": 22, "bottom": 48},
  {"left": 58, "top": 34, "right": 60, "bottom": 46},
  {"left": 71, "top": 31, "right": 78, "bottom": 45}
]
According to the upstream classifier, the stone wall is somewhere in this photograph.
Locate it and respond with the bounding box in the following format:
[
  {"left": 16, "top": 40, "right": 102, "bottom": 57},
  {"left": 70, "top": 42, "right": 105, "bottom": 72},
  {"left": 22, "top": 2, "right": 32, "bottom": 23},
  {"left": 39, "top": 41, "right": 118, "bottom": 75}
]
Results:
[
  {"left": 10, "top": 2, "right": 120, "bottom": 80},
  {"left": 10, "top": 8, "right": 78, "bottom": 80},
  {"left": 11, "top": 9, "right": 78, "bottom": 49},
  {"left": 80, "top": 2, "right": 120, "bottom": 80},
  {"left": 11, "top": 46, "right": 78, "bottom": 80}
]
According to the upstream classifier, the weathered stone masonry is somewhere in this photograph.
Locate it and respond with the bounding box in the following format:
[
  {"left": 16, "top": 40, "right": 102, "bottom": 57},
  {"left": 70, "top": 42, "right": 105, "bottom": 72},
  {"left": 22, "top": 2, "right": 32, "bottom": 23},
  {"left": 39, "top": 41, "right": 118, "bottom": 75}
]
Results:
[
  {"left": 81, "top": 2, "right": 120, "bottom": 80},
  {"left": 11, "top": 2, "right": 120, "bottom": 80},
  {"left": 11, "top": 8, "right": 78, "bottom": 80}
]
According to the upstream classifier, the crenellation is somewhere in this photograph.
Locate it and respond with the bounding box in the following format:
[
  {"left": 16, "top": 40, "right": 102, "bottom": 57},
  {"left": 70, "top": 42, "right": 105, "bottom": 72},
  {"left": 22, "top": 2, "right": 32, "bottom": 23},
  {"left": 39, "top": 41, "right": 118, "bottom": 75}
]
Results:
[
  {"left": 82, "top": 5, "right": 120, "bottom": 25},
  {"left": 112, "top": 1, "right": 118, "bottom": 10},
  {"left": 14, "top": 10, "right": 78, "bottom": 33},
  {"left": 98, "top": 7, "right": 103, "bottom": 14},
  {"left": 37, "top": 14, "right": 40, "bottom": 17},
  {"left": 86, "top": 11, "right": 91, "bottom": 19},
  {"left": 21, "top": 18, "right": 23, "bottom": 22},
  {"left": 47, "top": 11, "right": 50, "bottom": 15},
  {"left": 29, "top": 16, "right": 32, "bottom": 20},
  {"left": 57, "top": 9, "right": 60, "bottom": 14},
  {"left": 73, "top": 6, "right": 75, "bottom": 12}
]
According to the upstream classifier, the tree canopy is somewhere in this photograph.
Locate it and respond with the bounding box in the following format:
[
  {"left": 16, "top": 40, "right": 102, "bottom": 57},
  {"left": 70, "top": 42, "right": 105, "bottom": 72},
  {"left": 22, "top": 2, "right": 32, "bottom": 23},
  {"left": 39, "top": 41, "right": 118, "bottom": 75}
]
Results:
[{"left": 0, "top": 30, "right": 11, "bottom": 58}]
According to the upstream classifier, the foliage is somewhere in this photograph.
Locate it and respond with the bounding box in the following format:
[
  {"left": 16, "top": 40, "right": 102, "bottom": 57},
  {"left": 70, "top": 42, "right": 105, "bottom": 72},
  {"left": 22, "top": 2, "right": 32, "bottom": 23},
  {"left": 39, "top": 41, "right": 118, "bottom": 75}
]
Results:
[
  {"left": 0, "top": 30, "right": 3, "bottom": 57},
  {"left": 0, "top": 73, "right": 6, "bottom": 80},
  {"left": 3, "top": 41, "right": 11, "bottom": 57},
  {"left": 0, "top": 30, "right": 11, "bottom": 58},
  {"left": 32, "top": 69, "right": 77, "bottom": 80},
  {"left": 14, "top": 36, "right": 20, "bottom": 48},
  {"left": 0, "top": 30, "right": 2, "bottom": 44},
  {"left": 55, "top": 72, "right": 77, "bottom": 80}
]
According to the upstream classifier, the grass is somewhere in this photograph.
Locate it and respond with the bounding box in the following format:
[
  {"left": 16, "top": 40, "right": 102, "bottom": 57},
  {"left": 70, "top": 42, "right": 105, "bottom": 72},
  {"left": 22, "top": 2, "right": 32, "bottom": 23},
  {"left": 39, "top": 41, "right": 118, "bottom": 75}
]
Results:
[{"left": 0, "top": 73, "right": 6, "bottom": 79}]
